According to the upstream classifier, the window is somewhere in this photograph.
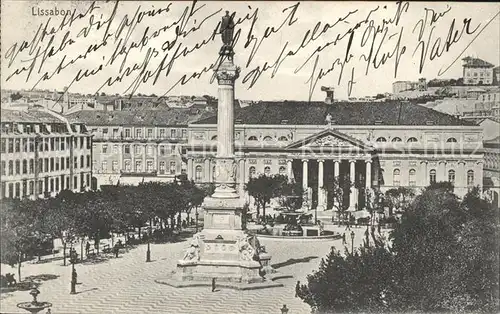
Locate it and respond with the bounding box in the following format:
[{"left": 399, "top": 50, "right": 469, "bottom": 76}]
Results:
[
  {"left": 159, "top": 129, "right": 166, "bottom": 138},
  {"left": 80, "top": 155, "right": 84, "bottom": 168},
  {"left": 29, "top": 181, "right": 34, "bottom": 195},
  {"left": 171, "top": 129, "right": 177, "bottom": 138},
  {"left": 391, "top": 137, "right": 402, "bottom": 142},
  {"left": 22, "top": 138, "right": 27, "bottom": 152},
  {"left": 147, "top": 160, "right": 154, "bottom": 172},
  {"left": 113, "top": 145, "right": 118, "bottom": 154},
  {"left": 102, "top": 161, "right": 107, "bottom": 172},
  {"left": 249, "top": 166, "right": 256, "bottom": 177},
  {"left": 124, "top": 145, "right": 130, "bottom": 154},
  {"left": 393, "top": 169, "right": 401, "bottom": 186},
  {"left": 15, "top": 160, "right": 20, "bottom": 174},
  {"left": 409, "top": 169, "right": 416, "bottom": 186},
  {"left": 74, "top": 157, "right": 78, "bottom": 169},
  {"left": 55, "top": 158, "right": 59, "bottom": 171},
  {"left": 44, "top": 158, "right": 49, "bottom": 172},
  {"left": 1, "top": 138, "right": 6, "bottom": 153},
  {"left": 147, "top": 145, "right": 153, "bottom": 155},
  {"left": 429, "top": 169, "right": 437, "bottom": 184},
  {"left": 279, "top": 166, "right": 286, "bottom": 174},
  {"left": 147, "top": 128, "right": 153, "bottom": 138},
  {"left": 112, "top": 161, "right": 118, "bottom": 172},
  {"left": 169, "top": 161, "right": 176, "bottom": 174},
  {"left": 124, "top": 160, "right": 131, "bottom": 172},
  {"left": 22, "top": 160, "right": 27, "bottom": 174},
  {"left": 407, "top": 137, "right": 418, "bottom": 142},
  {"left": 248, "top": 136, "right": 258, "bottom": 141},
  {"left": 102, "top": 144, "right": 108, "bottom": 153},
  {"left": 446, "top": 137, "right": 457, "bottom": 143},
  {"left": 159, "top": 146, "right": 165, "bottom": 156},
  {"left": 278, "top": 136, "right": 288, "bottom": 141},
  {"left": 87, "top": 155, "right": 91, "bottom": 167},
  {"left": 8, "top": 161, "right": 13, "bottom": 175},
  {"left": 135, "top": 145, "right": 141, "bottom": 154},
  {"left": 212, "top": 166, "right": 216, "bottom": 181},
  {"left": 182, "top": 129, "right": 187, "bottom": 138},
  {"left": 15, "top": 139, "right": 20, "bottom": 152},
  {"left": 467, "top": 170, "right": 474, "bottom": 186},
  {"left": 376, "top": 137, "right": 387, "bottom": 142},
  {"left": 136, "top": 128, "right": 142, "bottom": 138},
  {"left": 448, "top": 170, "right": 455, "bottom": 183},
  {"left": 263, "top": 136, "right": 273, "bottom": 141},
  {"left": 1, "top": 161, "right": 5, "bottom": 175},
  {"left": 102, "top": 128, "right": 108, "bottom": 135},
  {"left": 195, "top": 165, "right": 202, "bottom": 181},
  {"left": 159, "top": 161, "right": 165, "bottom": 174},
  {"left": 29, "top": 159, "right": 34, "bottom": 174},
  {"left": 112, "top": 128, "right": 119, "bottom": 138},
  {"left": 124, "top": 128, "right": 131, "bottom": 138},
  {"left": 135, "top": 161, "right": 142, "bottom": 172},
  {"left": 60, "top": 137, "right": 65, "bottom": 150}
]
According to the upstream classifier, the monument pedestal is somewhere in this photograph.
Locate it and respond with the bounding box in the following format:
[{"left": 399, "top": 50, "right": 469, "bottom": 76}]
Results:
[{"left": 157, "top": 194, "right": 284, "bottom": 289}]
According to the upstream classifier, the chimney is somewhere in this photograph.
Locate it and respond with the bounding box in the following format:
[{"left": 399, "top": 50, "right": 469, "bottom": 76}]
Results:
[{"left": 321, "top": 86, "right": 335, "bottom": 104}]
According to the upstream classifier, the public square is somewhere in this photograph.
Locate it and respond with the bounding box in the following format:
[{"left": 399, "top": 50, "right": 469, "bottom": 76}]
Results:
[{"left": 0, "top": 226, "right": 373, "bottom": 314}]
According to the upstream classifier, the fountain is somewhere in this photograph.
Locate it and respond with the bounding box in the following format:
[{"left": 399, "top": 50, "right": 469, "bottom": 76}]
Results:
[{"left": 17, "top": 287, "right": 52, "bottom": 314}]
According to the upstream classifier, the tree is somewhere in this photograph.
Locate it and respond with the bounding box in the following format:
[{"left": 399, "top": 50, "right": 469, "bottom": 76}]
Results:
[
  {"left": 384, "top": 186, "right": 415, "bottom": 215},
  {"left": 278, "top": 180, "right": 303, "bottom": 211},
  {"left": 298, "top": 186, "right": 500, "bottom": 313},
  {"left": 10, "top": 92, "right": 23, "bottom": 101},
  {"left": 246, "top": 174, "right": 288, "bottom": 220}
]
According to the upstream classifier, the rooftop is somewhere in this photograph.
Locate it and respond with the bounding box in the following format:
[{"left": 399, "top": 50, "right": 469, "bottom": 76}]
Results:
[
  {"left": 192, "top": 101, "right": 475, "bottom": 126},
  {"left": 1, "top": 108, "right": 64, "bottom": 124},
  {"left": 462, "top": 57, "right": 495, "bottom": 68},
  {"left": 66, "top": 108, "right": 215, "bottom": 126}
]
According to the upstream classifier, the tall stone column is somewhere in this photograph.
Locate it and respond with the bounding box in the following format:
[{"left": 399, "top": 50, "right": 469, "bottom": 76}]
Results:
[
  {"left": 302, "top": 159, "right": 309, "bottom": 190},
  {"left": 348, "top": 160, "right": 357, "bottom": 211},
  {"left": 287, "top": 159, "right": 293, "bottom": 183},
  {"left": 365, "top": 160, "right": 372, "bottom": 189},
  {"left": 209, "top": 57, "right": 241, "bottom": 199},
  {"left": 317, "top": 159, "right": 325, "bottom": 210},
  {"left": 333, "top": 160, "right": 341, "bottom": 209}
]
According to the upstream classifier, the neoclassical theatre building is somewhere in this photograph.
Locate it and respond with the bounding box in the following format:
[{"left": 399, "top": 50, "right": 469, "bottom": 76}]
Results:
[{"left": 184, "top": 99, "right": 484, "bottom": 211}]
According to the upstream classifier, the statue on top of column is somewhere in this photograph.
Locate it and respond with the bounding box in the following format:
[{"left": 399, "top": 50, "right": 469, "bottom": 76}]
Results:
[{"left": 220, "top": 11, "right": 235, "bottom": 56}]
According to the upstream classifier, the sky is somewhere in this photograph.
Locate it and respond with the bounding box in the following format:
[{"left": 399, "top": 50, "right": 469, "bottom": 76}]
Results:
[{"left": 1, "top": 1, "right": 499, "bottom": 101}]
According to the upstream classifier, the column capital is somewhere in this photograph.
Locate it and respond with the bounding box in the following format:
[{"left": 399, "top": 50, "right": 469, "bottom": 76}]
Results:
[
  {"left": 317, "top": 159, "right": 325, "bottom": 163},
  {"left": 420, "top": 160, "right": 428, "bottom": 165},
  {"left": 438, "top": 160, "right": 447, "bottom": 165},
  {"left": 364, "top": 159, "right": 372, "bottom": 164},
  {"left": 301, "top": 159, "right": 309, "bottom": 163},
  {"left": 349, "top": 159, "right": 356, "bottom": 164},
  {"left": 286, "top": 159, "right": 293, "bottom": 163},
  {"left": 458, "top": 160, "right": 466, "bottom": 165}
]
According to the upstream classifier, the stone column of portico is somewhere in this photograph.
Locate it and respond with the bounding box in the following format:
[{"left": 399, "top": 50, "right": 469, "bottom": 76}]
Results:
[
  {"left": 187, "top": 158, "right": 193, "bottom": 180},
  {"left": 204, "top": 158, "right": 210, "bottom": 183},
  {"left": 348, "top": 160, "right": 357, "bottom": 211},
  {"left": 302, "top": 159, "right": 309, "bottom": 190},
  {"left": 287, "top": 159, "right": 293, "bottom": 183},
  {"left": 333, "top": 160, "right": 341, "bottom": 210},
  {"left": 438, "top": 160, "right": 447, "bottom": 182},
  {"left": 457, "top": 160, "right": 466, "bottom": 196},
  {"left": 317, "top": 159, "right": 325, "bottom": 210},
  {"left": 365, "top": 160, "right": 372, "bottom": 189},
  {"left": 420, "top": 161, "right": 428, "bottom": 188}
]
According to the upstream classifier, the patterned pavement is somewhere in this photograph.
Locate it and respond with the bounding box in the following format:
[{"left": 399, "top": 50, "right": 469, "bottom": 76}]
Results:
[{"left": 0, "top": 226, "right": 374, "bottom": 314}]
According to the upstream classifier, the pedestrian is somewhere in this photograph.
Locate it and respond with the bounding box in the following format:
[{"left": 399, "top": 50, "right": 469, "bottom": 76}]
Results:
[
  {"left": 211, "top": 277, "right": 216, "bottom": 292},
  {"left": 295, "top": 280, "right": 300, "bottom": 297},
  {"left": 85, "top": 241, "right": 90, "bottom": 256},
  {"left": 113, "top": 244, "right": 119, "bottom": 258},
  {"left": 342, "top": 233, "right": 346, "bottom": 245}
]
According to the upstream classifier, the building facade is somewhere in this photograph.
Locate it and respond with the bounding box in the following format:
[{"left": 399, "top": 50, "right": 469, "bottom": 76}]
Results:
[
  {"left": 462, "top": 57, "right": 495, "bottom": 85},
  {"left": 67, "top": 109, "right": 214, "bottom": 187},
  {"left": 185, "top": 100, "right": 484, "bottom": 211},
  {"left": 483, "top": 136, "right": 500, "bottom": 208},
  {"left": 1, "top": 107, "right": 92, "bottom": 200}
]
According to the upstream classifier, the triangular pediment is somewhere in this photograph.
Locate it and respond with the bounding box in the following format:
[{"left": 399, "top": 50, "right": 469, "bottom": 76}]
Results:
[{"left": 286, "top": 129, "right": 373, "bottom": 151}]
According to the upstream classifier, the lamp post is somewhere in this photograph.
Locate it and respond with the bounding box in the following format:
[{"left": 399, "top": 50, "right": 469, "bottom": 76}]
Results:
[
  {"left": 195, "top": 208, "right": 199, "bottom": 233},
  {"left": 350, "top": 230, "right": 355, "bottom": 254},
  {"left": 280, "top": 304, "right": 289, "bottom": 314},
  {"left": 69, "top": 249, "right": 77, "bottom": 295},
  {"left": 146, "top": 218, "right": 152, "bottom": 263}
]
